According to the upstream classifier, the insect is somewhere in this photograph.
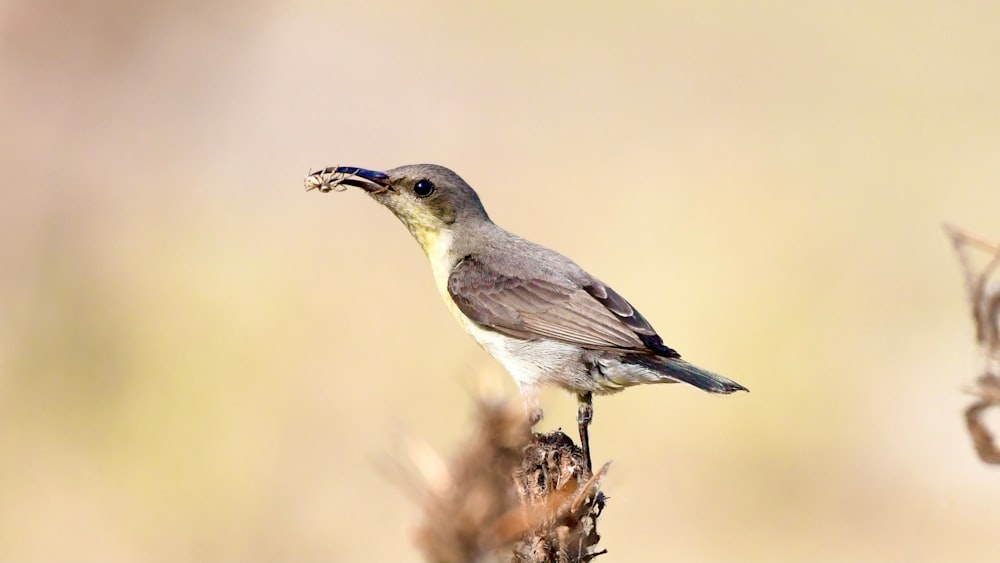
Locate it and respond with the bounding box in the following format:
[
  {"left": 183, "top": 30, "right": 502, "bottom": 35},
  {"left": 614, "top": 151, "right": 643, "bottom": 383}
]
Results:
[{"left": 304, "top": 167, "right": 350, "bottom": 193}]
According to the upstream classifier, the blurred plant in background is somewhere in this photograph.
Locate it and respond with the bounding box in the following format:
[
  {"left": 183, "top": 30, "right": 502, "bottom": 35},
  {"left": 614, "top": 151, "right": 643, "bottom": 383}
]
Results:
[{"left": 946, "top": 226, "right": 1000, "bottom": 464}]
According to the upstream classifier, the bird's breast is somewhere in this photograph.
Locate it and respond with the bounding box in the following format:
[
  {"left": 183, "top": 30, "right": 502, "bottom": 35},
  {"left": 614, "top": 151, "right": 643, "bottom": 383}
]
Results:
[{"left": 421, "top": 229, "right": 468, "bottom": 323}]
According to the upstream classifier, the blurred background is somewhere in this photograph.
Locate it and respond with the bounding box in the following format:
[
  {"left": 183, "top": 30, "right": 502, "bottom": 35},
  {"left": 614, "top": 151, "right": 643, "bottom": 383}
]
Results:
[{"left": 2, "top": 1, "right": 999, "bottom": 561}]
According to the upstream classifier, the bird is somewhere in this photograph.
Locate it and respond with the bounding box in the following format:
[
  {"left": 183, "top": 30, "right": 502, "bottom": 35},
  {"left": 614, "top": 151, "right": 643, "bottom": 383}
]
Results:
[{"left": 305, "top": 163, "right": 747, "bottom": 471}]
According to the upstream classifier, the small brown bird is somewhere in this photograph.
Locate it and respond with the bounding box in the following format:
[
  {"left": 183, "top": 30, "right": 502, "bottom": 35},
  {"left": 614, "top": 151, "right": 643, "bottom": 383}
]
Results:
[{"left": 306, "top": 164, "right": 747, "bottom": 470}]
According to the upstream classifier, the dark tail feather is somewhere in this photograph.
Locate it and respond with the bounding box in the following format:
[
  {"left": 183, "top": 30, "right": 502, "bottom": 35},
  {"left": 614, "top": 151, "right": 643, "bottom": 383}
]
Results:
[{"left": 627, "top": 356, "right": 748, "bottom": 394}]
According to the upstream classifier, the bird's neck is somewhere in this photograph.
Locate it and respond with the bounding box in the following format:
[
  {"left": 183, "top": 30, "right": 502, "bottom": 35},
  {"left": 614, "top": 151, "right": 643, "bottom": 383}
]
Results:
[
  {"left": 417, "top": 221, "right": 499, "bottom": 301},
  {"left": 415, "top": 226, "right": 456, "bottom": 296}
]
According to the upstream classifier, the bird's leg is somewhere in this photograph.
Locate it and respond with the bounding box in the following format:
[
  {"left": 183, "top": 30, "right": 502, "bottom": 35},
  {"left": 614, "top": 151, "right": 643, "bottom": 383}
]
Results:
[{"left": 577, "top": 392, "right": 594, "bottom": 474}]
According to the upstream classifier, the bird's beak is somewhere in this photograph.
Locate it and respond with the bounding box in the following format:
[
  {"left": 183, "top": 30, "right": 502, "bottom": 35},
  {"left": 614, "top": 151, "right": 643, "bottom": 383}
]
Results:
[{"left": 305, "top": 166, "right": 390, "bottom": 193}]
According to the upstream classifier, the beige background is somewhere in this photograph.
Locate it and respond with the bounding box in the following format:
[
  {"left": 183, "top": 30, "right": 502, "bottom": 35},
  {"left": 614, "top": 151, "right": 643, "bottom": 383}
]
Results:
[{"left": 2, "top": 1, "right": 999, "bottom": 561}]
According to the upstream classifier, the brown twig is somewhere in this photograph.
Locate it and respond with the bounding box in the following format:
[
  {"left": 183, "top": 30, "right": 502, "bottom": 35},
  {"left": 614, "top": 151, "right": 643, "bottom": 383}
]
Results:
[
  {"left": 946, "top": 224, "right": 1000, "bottom": 464},
  {"left": 396, "top": 398, "right": 609, "bottom": 563}
]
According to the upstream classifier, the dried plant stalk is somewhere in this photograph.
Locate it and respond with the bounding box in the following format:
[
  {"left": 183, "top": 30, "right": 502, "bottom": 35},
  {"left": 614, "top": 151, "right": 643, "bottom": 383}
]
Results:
[
  {"left": 509, "top": 431, "right": 608, "bottom": 563},
  {"left": 946, "top": 224, "right": 1000, "bottom": 464},
  {"left": 965, "top": 375, "right": 1000, "bottom": 464},
  {"left": 399, "top": 399, "right": 609, "bottom": 563}
]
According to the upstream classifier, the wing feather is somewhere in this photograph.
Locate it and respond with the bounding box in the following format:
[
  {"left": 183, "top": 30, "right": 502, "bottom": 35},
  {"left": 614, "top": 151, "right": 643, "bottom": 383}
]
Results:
[{"left": 448, "top": 255, "right": 666, "bottom": 352}]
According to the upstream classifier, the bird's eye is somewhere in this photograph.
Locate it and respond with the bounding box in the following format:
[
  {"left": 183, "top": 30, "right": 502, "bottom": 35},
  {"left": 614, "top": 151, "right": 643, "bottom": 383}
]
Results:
[{"left": 413, "top": 179, "right": 435, "bottom": 197}]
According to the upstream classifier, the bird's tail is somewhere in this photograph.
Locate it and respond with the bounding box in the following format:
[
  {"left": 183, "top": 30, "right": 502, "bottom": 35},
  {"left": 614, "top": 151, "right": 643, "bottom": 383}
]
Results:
[{"left": 625, "top": 355, "right": 748, "bottom": 394}]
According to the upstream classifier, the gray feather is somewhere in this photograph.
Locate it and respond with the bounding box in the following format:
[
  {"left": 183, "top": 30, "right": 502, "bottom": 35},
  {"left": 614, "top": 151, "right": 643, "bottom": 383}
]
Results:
[{"left": 448, "top": 248, "right": 673, "bottom": 354}]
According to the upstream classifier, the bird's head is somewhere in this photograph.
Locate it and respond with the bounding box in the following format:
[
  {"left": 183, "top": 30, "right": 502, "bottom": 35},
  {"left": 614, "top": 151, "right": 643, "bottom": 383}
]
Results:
[{"left": 306, "top": 164, "right": 489, "bottom": 254}]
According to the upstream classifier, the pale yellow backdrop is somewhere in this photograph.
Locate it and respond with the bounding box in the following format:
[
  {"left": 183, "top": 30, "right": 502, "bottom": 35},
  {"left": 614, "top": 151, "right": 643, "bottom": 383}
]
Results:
[{"left": 2, "top": 1, "right": 999, "bottom": 561}]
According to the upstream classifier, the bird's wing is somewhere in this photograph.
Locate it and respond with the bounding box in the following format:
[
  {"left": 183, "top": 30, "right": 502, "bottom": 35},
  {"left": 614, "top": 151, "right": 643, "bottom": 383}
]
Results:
[{"left": 447, "top": 255, "right": 678, "bottom": 355}]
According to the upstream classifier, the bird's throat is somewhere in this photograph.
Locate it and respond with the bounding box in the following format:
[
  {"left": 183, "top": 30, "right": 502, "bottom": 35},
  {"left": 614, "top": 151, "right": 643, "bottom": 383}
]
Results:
[{"left": 412, "top": 226, "right": 454, "bottom": 288}]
